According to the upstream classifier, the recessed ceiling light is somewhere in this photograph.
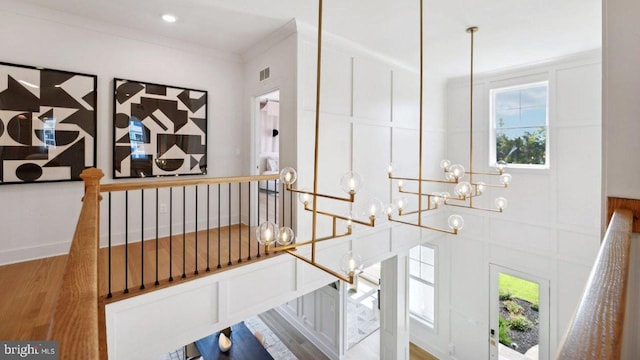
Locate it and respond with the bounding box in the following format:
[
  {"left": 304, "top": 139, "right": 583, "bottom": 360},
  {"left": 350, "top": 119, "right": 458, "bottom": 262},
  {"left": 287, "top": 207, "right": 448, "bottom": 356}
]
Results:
[{"left": 162, "top": 14, "right": 177, "bottom": 23}]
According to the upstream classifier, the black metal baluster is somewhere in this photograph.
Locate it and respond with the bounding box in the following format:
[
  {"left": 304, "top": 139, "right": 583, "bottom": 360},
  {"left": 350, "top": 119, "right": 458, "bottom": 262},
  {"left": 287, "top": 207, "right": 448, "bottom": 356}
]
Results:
[
  {"left": 182, "top": 186, "right": 186, "bottom": 279},
  {"left": 217, "top": 184, "right": 221, "bottom": 269},
  {"left": 155, "top": 188, "right": 159, "bottom": 286},
  {"left": 108, "top": 192, "right": 112, "bottom": 298},
  {"left": 238, "top": 182, "right": 242, "bottom": 263},
  {"left": 247, "top": 182, "right": 251, "bottom": 260},
  {"left": 206, "top": 184, "right": 211, "bottom": 272},
  {"left": 228, "top": 183, "right": 232, "bottom": 266},
  {"left": 266, "top": 182, "right": 269, "bottom": 223},
  {"left": 274, "top": 180, "right": 277, "bottom": 224},
  {"left": 124, "top": 191, "right": 129, "bottom": 294},
  {"left": 282, "top": 181, "right": 285, "bottom": 227},
  {"left": 257, "top": 182, "right": 261, "bottom": 258},
  {"left": 169, "top": 188, "right": 173, "bottom": 282},
  {"left": 140, "top": 189, "right": 145, "bottom": 290},
  {"left": 195, "top": 186, "right": 199, "bottom": 275}
]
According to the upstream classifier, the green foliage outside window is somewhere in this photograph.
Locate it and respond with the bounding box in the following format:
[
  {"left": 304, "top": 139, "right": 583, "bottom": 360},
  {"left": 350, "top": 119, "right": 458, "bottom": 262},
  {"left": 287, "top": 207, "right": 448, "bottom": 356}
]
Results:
[{"left": 496, "top": 126, "right": 546, "bottom": 165}]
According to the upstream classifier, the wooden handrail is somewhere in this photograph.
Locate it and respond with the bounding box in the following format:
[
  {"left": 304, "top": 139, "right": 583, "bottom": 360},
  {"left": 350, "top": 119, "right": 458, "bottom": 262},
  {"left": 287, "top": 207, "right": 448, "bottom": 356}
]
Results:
[
  {"left": 555, "top": 208, "right": 633, "bottom": 359},
  {"left": 48, "top": 168, "right": 104, "bottom": 359},
  {"left": 100, "top": 173, "right": 280, "bottom": 193}
]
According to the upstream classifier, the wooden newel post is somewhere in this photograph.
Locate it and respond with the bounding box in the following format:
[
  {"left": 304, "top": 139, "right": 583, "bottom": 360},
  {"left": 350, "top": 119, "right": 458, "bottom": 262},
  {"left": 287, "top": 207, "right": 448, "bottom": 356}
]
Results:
[
  {"left": 81, "top": 168, "right": 104, "bottom": 200},
  {"left": 48, "top": 167, "right": 104, "bottom": 359}
]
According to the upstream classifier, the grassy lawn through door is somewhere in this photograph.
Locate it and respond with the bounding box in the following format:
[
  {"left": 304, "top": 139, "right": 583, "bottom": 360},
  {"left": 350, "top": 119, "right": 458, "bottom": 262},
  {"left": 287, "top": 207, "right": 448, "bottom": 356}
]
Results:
[{"left": 499, "top": 273, "right": 539, "bottom": 304}]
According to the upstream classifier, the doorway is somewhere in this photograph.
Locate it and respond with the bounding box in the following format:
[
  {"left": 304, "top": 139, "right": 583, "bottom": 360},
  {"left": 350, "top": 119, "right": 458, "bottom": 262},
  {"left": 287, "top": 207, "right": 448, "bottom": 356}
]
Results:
[
  {"left": 489, "top": 265, "right": 549, "bottom": 360},
  {"left": 253, "top": 90, "right": 280, "bottom": 224}
]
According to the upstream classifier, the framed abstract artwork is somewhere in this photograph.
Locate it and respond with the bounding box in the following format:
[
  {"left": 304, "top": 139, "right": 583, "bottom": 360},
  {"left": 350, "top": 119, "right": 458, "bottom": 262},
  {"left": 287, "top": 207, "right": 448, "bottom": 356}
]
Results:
[
  {"left": 113, "top": 79, "right": 207, "bottom": 178},
  {"left": 0, "top": 62, "right": 97, "bottom": 184}
]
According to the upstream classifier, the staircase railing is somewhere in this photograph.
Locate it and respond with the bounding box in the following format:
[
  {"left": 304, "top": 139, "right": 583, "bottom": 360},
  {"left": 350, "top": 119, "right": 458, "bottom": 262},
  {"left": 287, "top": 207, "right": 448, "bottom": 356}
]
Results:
[
  {"left": 46, "top": 167, "right": 291, "bottom": 359},
  {"left": 47, "top": 168, "right": 103, "bottom": 360},
  {"left": 99, "top": 171, "right": 285, "bottom": 299},
  {"left": 555, "top": 206, "right": 636, "bottom": 359}
]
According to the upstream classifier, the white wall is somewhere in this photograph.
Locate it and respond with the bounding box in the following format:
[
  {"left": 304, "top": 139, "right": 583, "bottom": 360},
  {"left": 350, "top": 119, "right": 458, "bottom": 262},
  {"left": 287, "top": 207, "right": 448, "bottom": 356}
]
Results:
[
  {"left": 603, "top": 0, "right": 640, "bottom": 200},
  {"left": 414, "top": 53, "right": 602, "bottom": 360},
  {"left": 0, "top": 0, "right": 246, "bottom": 264}
]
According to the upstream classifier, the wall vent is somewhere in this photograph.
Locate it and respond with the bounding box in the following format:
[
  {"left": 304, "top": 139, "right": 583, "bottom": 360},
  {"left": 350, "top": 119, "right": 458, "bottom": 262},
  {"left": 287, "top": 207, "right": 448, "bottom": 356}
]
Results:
[{"left": 259, "top": 67, "right": 270, "bottom": 82}]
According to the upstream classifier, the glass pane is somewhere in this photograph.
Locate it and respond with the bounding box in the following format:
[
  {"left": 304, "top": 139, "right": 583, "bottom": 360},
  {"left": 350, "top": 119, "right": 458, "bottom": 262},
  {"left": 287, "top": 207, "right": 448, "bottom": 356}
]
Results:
[
  {"left": 410, "top": 259, "right": 420, "bottom": 277},
  {"left": 410, "top": 245, "right": 420, "bottom": 260},
  {"left": 495, "top": 90, "right": 520, "bottom": 110},
  {"left": 421, "top": 263, "right": 435, "bottom": 284},
  {"left": 520, "top": 85, "right": 547, "bottom": 108},
  {"left": 420, "top": 246, "right": 435, "bottom": 265},
  {"left": 495, "top": 109, "right": 520, "bottom": 129},
  {"left": 496, "top": 127, "right": 546, "bottom": 165},
  {"left": 410, "top": 279, "right": 435, "bottom": 325},
  {"left": 520, "top": 107, "right": 547, "bottom": 127}
]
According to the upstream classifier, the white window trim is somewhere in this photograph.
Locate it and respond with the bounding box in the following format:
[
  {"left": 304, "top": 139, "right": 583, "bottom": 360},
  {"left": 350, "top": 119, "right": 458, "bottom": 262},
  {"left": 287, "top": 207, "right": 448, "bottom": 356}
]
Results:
[
  {"left": 489, "top": 80, "right": 550, "bottom": 170},
  {"left": 409, "top": 244, "right": 437, "bottom": 329}
]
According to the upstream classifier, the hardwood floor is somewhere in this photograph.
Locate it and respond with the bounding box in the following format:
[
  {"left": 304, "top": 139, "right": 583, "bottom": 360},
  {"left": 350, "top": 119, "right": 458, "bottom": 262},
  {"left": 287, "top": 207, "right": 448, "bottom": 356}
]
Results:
[
  {"left": 0, "top": 255, "right": 67, "bottom": 340},
  {"left": 99, "top": 224, "right": 281, "bottom": 300},
  {"left": 410, "top": 342, "right": 440, "bottom": 360},
  {"left": 258, "top": 309, "right": 330, "bottom": 360}
]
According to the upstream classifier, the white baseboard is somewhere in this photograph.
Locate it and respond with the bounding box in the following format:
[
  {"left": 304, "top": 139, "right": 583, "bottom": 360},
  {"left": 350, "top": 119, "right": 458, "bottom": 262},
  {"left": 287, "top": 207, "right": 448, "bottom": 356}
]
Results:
[{"left": 0, "top": 241, "right": 71, "bottom": 266}]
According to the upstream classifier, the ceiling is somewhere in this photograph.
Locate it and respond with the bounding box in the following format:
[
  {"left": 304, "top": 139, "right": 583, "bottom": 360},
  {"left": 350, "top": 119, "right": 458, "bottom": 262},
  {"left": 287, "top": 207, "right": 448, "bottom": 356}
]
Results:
[{"left": 20, "top": 0, "right": 601, "bottom": 76}]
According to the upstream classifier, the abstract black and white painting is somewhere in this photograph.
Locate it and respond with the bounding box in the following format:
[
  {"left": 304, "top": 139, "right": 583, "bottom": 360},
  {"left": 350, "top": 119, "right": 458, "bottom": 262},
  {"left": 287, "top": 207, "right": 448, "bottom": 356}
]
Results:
[
  {"left": 113, "top": 79, "right": 207, "bottom": 178},
  {"left": 0, "top": 62, "right": 97, "bottom": 184}
]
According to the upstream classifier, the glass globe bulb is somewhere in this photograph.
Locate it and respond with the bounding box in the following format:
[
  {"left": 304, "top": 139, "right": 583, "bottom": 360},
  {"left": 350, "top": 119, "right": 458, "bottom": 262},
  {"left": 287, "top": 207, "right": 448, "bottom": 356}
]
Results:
[
  {"left": 298, "top": 189, "right": 312, "bottom": 206},
  {"left": 495, "top": 197, "right": 508, "bottom": 211},
  {"left": 475, "top": 181, "right": 486, "bottom": 195},
  {"left": 500, "top": 173, "right": 512, "bottom": 185},
  {"left": 357, "top": 197, "right": 385, "bottom": 219},
  {"left": 386, "top": 203, "right": 397, "bottom": 216},
  {"left": 496, "top": 160, "right": 507, "bottom": 172},
  {"left": 440, "top": 159, "right": 452, "bottom": 171},
  {"left": 449, "top": 164, "right": 465, "bottom": 180},
  {"left": 256, "top": 221, "right": 278, "bottom": 246},
  {"left": 279, "top": 167, "right": 297, "bottom": 186},
  {"left": 441, "top": 192, "right": 451, "bottom": 200},
  {"left": 387, "top": 163, "right": 395, "bottom": 176},
  {"left": 276, "top": 227, "right": 295, "bottom": 246},
  {"left": 431, "top": 192, "right": 444, "bottom": 206},
  {"left": 394, "top": 197, "right": 408, "bottom": 211},
  {"left": 448, "top": 214, "right": 464, "bottom": 231},
  {"left": 340, "top": 171, "right": 364, "bottom": 194},
  {"left": 340, "top": 251, "right": 363, "bottom": 276},
  {"left": 397, "top": 180, "right": 404, "bottom": 190},
  {"left": 454, "top": 181, "right": 472, "bottom": 197}
]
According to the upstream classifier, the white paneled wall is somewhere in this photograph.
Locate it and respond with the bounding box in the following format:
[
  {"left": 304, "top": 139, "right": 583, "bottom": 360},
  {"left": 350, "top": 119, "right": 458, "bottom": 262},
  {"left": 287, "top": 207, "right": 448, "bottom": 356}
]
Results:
[{"left": 413, "top": 52, "right": 602, "bottom": 360}]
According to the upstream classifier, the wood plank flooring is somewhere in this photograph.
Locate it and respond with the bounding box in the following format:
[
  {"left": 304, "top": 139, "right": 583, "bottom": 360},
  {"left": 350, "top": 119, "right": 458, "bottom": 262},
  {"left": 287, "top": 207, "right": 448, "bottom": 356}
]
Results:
[
  {"left": 0, "top": 255, "right": 67, "bottom": 340},
  {"left": 259, "top": 309, "right": 330, "bottom": 360},
  {"left": 99, "top": 224, "right": 283, "bottom": 300}
]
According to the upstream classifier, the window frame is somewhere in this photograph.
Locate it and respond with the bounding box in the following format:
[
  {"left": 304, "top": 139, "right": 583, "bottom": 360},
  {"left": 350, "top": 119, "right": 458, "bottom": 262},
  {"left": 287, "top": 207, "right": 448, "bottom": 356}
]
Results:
[
  {"left": 489, "top": 80, "right": 550, "bottom": 169},
  {"left": 409, "top": 244, "right": 437, "bottom": 329}
]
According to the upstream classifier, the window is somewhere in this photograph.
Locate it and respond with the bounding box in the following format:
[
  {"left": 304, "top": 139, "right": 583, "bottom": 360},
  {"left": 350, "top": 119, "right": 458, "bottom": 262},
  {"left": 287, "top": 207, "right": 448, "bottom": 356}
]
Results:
[
  {"left": 490, "top": 81, "right": 549, "bottom": 168},
  {"left": 409, "top": 244, "right": 435, "bottom": 327}
]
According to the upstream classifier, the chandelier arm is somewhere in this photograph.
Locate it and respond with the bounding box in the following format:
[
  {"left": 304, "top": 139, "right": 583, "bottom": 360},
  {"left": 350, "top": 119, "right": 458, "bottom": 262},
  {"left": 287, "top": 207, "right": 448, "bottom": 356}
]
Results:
[
  {"left": 389, "top": 218, "right": 457, "bottom": 235},
  {"left": 417, "top": 0, "right": 425, "bottom": 226},
  {"left": 394, "top": 207, "right": 439, "bottom": 217},
  {"left": 302, "top": 206, "right": 375, "bottom": 227},
  {"left": 287, "top": 186, "right": 355, "bottom": 203},
  {"left": 267, "top": 230, "right": 353, "bottom": 254},
  {"left": 476, "top": 183, "right": 508, "bottom": 189},
  {"left": 443, "top": 202, "right": 503, "bottom": 213},
  {"left": 468, "top": 171, "right": 504, "bottom": 176},
  {"left": 466, "top": 27, "right": 477, "bottom": 208},
  {"left": 285, "top": 249, "right": 355, "bottom": 284},
  {"left": 390, "top": 175, "right": 459, "bottom": 184}
]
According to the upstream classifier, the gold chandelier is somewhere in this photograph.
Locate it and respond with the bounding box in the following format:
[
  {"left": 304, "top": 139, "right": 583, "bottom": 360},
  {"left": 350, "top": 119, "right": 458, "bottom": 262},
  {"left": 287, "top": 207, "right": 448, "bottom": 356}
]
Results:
[
  {"left": 386, "top": 3, "right": 512, "bottom": 232},
  {"left": 255, "top": 0, "right": 377, "bottom": 284}
]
